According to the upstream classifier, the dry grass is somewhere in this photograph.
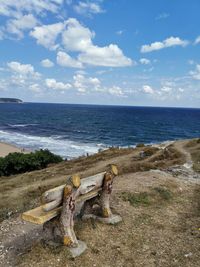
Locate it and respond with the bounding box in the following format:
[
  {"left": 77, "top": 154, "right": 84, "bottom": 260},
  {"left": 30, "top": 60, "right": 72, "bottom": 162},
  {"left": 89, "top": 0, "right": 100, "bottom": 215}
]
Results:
[{"left": 0, "top": 142, "right": 186, "bottom": 222}]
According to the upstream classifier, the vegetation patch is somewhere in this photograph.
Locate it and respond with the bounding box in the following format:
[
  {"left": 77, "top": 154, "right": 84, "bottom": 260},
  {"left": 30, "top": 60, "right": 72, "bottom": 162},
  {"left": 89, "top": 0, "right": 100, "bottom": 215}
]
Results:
[
  {"left": 136, "top": 143, "right": 145, "bottom": 148},
  {"left": 153, "top": 187, "right": 172, "bottom": 200},
  {"left": 121, "top": 186, "right": 173, "bottom": 207},
  {"left": 120, "top": 145, "right": 184, "bottom": 175},
  {"left": 0, "top": 150, "right": 63, "bottom": 177},
  {"left": 142, "top": 146, "right": 159, "bottom": 157},
  {"left": 185, "top": 138, "right": 200, "bottom": 147},
  {"left": 121, "top": 192, "right": 150, "bottom": 206}
]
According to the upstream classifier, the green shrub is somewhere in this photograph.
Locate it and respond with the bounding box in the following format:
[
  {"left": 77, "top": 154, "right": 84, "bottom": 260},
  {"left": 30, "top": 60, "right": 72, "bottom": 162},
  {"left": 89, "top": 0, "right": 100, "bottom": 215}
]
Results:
[
  {"left": 0, "top": 150, "right": 63, "bottom": 177},
  {"left": 136, "top": 143, "right": 145, "bottom": 148}
]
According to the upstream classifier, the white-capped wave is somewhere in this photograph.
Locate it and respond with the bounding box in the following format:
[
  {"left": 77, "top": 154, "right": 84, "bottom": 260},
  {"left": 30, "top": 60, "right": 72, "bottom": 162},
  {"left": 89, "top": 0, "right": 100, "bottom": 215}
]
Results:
[
  {"left": 0, "top": 130, "right": 105, "bottom": 159},
  {"left": 8, "top": 123, "right": 38, "bottom": 127}
]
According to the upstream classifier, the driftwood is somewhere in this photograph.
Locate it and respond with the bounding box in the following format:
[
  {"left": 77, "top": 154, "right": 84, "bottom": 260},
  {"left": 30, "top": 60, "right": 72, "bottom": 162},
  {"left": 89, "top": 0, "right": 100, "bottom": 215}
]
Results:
[{"left": 22, "top": 165, "right": 121, "bottom": 256}]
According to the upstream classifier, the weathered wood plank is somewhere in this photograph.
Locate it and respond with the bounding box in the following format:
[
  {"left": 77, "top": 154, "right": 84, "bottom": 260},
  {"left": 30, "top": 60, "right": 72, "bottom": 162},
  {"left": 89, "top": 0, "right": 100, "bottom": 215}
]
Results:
[
  {"left": 42, "top": 198, "right": 63, "bottom": 212},
  {"left": 41, "top": 184, "right": 65, "bottom": 204},
  {"left": 23, "top": 188, "right": 102, "bottom": 224},
  {"left": 41, "top": 172, "right": 106, "bottom": 204},
  {"left": 77, "top": 188, "right": 101, "bottom": 203},
  {"left": 79, "top": 172, "right": 105, "bottom": 195},
  {"left": 22, "top": 206, "right": 62, "bottom": 225}
]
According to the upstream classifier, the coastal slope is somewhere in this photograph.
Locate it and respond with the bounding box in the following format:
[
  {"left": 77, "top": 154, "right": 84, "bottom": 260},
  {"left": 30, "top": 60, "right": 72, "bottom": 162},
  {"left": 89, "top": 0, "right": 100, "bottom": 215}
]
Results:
[{"left": 0, "top": 139, "right": 199, "bottom": 267}]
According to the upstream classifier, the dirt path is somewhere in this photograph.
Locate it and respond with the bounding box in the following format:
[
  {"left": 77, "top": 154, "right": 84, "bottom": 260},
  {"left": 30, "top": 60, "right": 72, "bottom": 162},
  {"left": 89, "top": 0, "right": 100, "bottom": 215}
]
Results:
[
  {"left": 173, "top": 140, "right": 193, "bottom": 168},
  {"left": 167, "top": 140, "right": 200, "bottom": 182}
]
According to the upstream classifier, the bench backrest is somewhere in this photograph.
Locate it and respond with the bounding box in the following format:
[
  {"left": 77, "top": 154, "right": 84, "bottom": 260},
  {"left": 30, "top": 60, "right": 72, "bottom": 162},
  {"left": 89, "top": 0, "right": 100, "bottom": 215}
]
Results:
[{"left": 22, "top": 165, "right": 118, "bottom": 225}]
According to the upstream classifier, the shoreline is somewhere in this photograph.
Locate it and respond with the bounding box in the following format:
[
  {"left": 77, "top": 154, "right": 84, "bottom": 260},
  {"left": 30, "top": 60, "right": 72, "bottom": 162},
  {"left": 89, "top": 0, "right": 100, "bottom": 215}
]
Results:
[
  {"left": 0, "top": 138, "right": 195, "bottom": 158},
  {"left": 0, "top": 142, "right": 29, "bottom": 157},
  {"left": 0, "top": 139, "right": 169, "bottom": 158}
]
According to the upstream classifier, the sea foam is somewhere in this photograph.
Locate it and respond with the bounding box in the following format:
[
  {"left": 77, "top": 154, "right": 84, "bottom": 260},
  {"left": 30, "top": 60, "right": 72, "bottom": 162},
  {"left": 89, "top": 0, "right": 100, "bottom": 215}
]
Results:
[{"left": 0, "top": 130, "right": 105, "bottom": 159}]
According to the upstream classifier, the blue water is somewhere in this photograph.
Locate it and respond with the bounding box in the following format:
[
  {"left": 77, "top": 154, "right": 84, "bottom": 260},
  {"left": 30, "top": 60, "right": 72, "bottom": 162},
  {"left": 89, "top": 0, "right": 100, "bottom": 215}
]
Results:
[{"left": 0, "top": 103, "right": 199, "bottom": 158}]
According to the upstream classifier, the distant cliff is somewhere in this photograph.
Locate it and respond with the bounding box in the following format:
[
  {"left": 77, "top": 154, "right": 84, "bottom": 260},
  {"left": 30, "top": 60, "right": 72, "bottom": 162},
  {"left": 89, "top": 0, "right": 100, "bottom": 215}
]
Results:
[{"left": 0, "top": 98, "right": 23, "bottom": 103}]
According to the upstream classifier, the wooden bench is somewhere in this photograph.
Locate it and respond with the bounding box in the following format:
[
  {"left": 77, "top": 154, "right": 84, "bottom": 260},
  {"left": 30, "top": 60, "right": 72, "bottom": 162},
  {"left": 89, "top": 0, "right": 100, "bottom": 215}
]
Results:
[{"left": 22, "top": 165, "right": 122, "bottom": 256}]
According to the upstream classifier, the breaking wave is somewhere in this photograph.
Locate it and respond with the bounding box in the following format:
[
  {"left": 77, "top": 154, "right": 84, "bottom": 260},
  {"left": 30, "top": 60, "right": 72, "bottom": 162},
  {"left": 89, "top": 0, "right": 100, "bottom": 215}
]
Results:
[{"left": 0, "top": 130, "right": 105, "bottom": 159}]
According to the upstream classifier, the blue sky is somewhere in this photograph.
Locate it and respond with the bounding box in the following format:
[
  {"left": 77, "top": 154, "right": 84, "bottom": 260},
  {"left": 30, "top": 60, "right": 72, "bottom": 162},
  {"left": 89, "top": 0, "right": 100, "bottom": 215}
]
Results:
[{"left": 0, "top": 0, "right": 200, "bottom": 107}]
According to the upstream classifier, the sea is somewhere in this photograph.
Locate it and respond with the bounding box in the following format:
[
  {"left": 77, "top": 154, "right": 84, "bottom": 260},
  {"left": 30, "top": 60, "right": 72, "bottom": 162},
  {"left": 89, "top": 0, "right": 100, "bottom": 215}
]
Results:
[{"left": 0, "top": 103, "right": 200, "bottom": 159}]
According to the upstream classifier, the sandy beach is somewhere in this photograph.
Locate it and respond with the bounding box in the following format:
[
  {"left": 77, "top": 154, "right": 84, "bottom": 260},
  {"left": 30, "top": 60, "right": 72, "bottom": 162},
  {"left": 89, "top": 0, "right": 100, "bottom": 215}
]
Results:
[{"left": 0, "top": 142, "right": 27, "bottom": 157}]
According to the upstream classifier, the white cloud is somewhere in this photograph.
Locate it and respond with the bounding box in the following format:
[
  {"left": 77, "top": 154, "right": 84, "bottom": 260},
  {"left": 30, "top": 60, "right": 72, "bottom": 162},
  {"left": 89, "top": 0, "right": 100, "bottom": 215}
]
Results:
[
  {"left": 31, "top": 18, "right": 133, "bottom": 67},
  {"left": 190, "top": 64, "right": 200, "bottom": 80},
  {"left": 41, "top": 59, "right": 54, "bottom": 68},
  {"left": 108, "top": 86, "right": 124, "bottom": 96},
  {"left": 5, "top": 61, "right": 42, "bottom": 91},
  {"left": 139, "top": 58, "right": 151, "bottom": 65},
  {"left": 0, "top": 1, "right": 63, "bottom": 18},
  {"left": 62, "top": 18, "right": 94, "bottom": 52},
  {"left": 143, "top": 85, "right": 154, "bottom": 94},
  {"left": 0, "top": 29, "right": 4, "bottom": 40},
  {"left": 141, "top": 36, "right": 189, "bottom": 53},
  {"left": 0, "top": 79, "right": 7, "bottom": 91},
  {"left": 10, "top": 76, "right": 26, "bottom": 86},
  {"left": 8, "top": 61, "right": 34, "bottom": 74},
  {"left": 161, "top": 86, "right": 172, "bottom": 92},
  {"left": 74, "top": 1, "right": 104, "bottom": 15},
  {"left": 72, "top": 74, "right": 125, "bottom": 96},
  {"left": 178, "top": 88, "right": 184, "bottom": 93},
  {"left": 7, "top": 61, "right": 40, "bottom": 78},
  {"left": 63, "top": 18, "right": 132, "bottom": 67},
  {"left": 0, "top": 1, "right": 64, "bottom": 40},
  {"left": 29, "top": 83, "right": 41, "bottom": 93},
  {"left": 45, "top": 78, "right": 72, "bottom": 90},
  {"left": 6, "top": 14, "right": 38, "bottom": 39},
  {"left": 30, "top": 21, "right": 66, "bottom": 50},
  {"left": 188, "top": 59, "right": 195, "bottom": 65},
  {"left": 116, "top": 30, "right": 123, "bottom": 35},
  {"left": 155, "top": 13, "right": 170, "bottom": 20},
  {"left": 194, "top": 36, "right": 200, "bottom": 45},
  {"left": 78, "top": 44, "right": 132, "bottom": 67},
  {"left": 57, "top": 51, "right": 83, "bottom": 68},
  {"left": 73, "top": 74, "right": 101, "bottom": 92},
  {"left": 75, "top": 70, "right": 87, "bottom": 75}
]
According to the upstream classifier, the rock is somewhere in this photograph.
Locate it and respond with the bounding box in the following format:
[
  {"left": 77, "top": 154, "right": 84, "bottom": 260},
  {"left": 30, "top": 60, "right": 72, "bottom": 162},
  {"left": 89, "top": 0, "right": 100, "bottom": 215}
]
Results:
[
  {"left": 69, "top": 240, "right": 87, "bottom": 258},
  {"left": 139, "top": 151, "right": 145, "bottom": 159},
  {"left": 184, "top": 252, "right": 193, "bottom": 258}
]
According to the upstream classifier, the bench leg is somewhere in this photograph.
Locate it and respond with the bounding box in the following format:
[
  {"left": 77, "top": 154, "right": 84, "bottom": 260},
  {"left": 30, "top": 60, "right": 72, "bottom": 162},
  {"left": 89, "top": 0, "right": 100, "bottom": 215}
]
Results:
[
  {"left": 100, "top": 172, "right": 113, "bottom": 218},
  {"left": 81, "top": 172, "right": 122, "bottom": 225},
  {"left": 60, "top": 185, "right": 78, "bottom": 247}
]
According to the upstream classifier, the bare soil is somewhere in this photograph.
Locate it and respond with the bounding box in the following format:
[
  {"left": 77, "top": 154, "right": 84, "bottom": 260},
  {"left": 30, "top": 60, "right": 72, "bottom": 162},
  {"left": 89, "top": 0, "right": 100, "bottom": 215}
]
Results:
[{"left": 0, "top": 139, "right": 200, "bottom": 267}]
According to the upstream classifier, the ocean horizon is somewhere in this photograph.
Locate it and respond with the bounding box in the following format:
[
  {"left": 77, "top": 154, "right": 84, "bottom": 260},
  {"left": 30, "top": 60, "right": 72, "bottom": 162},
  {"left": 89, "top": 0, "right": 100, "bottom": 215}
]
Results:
[{"left": 0, "top": 102, "right": 200, "bottom": 159}]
